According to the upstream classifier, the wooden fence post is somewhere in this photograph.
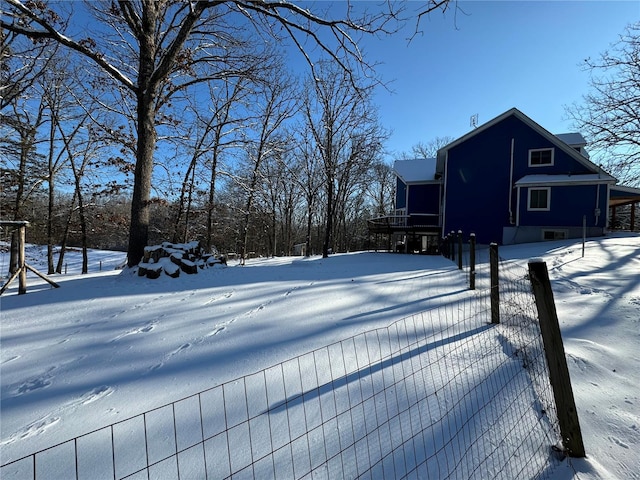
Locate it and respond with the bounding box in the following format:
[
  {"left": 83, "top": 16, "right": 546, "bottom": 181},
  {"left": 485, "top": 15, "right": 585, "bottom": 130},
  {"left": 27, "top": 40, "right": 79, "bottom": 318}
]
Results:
[
  {"left": 528, "top": 259, "right": 586, "bottom": 458},
  {"left": 450, "top": 231, "right": 455, "bottom": 263},
  {"left": 457, "top": 230, "right": 463, "bottom": 270},
  {"left": 18, "top": 225, "right": 27, "bottom": 295},
  {"left": 490, "top": 242, "right": 499, "bottom": 324},
  {"left": 469, "top": 233, "right": 476, "bottom": 290}
]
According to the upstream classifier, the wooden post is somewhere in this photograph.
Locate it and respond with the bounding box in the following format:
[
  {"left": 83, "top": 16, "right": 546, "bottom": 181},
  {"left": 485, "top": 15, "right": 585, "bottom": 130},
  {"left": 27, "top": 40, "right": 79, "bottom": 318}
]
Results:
[
  {"left": 631, "top": 202, "right": 636, "bottom": 231},
  {"left": 611, "top": 205, "right": 617, "bottom": 228},
  {"left": 1, "top": 220, "right": 60, "bottom": 295},
  {"left": 450, "top": 231, "right": 455, "bottom": 263},
  {"left": 490, "top": 242, "right": 499, "bottom": 324},
  {"left": 528, "top": 260, "right": 586, "bottom": 457},
  {"left": 18, "top": 225, "right": 27, "bottom": 294},
  {"left": 469, "top": 233, "right": 476, "bottom": 290},
  {"left": 457, "top": 230, "right": 463, "bottom": 270}
]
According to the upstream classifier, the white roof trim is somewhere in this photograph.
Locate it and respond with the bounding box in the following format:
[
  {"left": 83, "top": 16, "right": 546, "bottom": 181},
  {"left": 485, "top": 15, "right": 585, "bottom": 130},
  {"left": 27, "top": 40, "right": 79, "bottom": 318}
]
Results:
[{"left": 515, "top": 174, "right": 616, "bottom": 187}]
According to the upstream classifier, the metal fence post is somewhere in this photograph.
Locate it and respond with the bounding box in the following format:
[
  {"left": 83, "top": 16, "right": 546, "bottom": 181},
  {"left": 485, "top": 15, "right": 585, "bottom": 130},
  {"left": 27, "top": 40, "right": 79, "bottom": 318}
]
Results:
[
  {"left": 490, "top": 242, "right": 499, "bottom": 324},
  {"left": 469, "top": 233, "right": 476, "bottom": 290},
  {"left": 528, "top": 259, "right": 586, "bottom": 457}
]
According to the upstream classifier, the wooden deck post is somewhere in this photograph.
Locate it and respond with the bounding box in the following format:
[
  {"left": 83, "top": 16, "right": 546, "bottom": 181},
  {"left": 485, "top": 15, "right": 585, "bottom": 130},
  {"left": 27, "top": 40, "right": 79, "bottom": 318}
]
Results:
[
  {"left": 490, "top": 242, "right": 499, "bottom": 324},
  {"left": 528, "top": 259, "right": 586, "bottom": 457}
]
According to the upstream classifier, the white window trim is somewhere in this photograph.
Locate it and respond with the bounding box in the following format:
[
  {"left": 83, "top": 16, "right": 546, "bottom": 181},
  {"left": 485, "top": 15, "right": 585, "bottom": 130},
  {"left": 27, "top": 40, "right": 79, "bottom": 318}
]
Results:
[
  {"left": 528, "top": 187, "right": 551, "bottom": 211},
  {"left": 528, "top": 148, "right": 554, "bottom": 167}
]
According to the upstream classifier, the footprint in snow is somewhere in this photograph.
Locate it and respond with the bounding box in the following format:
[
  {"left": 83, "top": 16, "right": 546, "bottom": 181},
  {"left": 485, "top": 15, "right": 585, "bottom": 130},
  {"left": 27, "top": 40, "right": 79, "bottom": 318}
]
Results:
[
  {"left": 207, "top": 326, "right": 226, "bottom": 336},
  {"left": 148, "top": 343, "right": 191, "bottom": 372},
  {"left": 15, "top": 368, "right": 55, "bottom": 395},
  {"left": 1, "top": 355, "right": 20, "bottom": 365},
  {"left": 284, "top": 286, "right": 300, "bottom": 297},
  {"left": 171, "top": 343, "right": 191, "bottom": 355},
  {"left": 608, "top": 436, "right": 629, "bottom": 449},
  {"left": 79, "top": 386, "right": 114, "bottom": 405},
  {"left": 204, "top": 291, "right": 234, "bottom": 305},
  {"left": 0, "top": 416, "right": 61, "bottom": 446},
  {"left": 110, "top": 321, "right": 157, "bottom": 342}
]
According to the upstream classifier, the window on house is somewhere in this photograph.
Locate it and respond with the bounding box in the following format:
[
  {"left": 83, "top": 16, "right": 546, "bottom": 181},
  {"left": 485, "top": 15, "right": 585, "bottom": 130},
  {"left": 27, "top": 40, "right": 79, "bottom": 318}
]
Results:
[
  {"left": 543, "top": 230, "right": 568, "bottom": 240},
  {"left": 528, "top": 187, "right": 550, "bottom": 210},
  {"left": 529, "top": 148, "right": 554, "bottom": 166}
]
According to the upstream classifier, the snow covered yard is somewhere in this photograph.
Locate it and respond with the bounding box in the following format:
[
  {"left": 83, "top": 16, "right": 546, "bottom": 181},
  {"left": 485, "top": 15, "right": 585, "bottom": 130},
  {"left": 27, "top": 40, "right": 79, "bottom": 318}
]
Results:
[{"left": 1, "top": 233, "right": 639, "bottom": 479}]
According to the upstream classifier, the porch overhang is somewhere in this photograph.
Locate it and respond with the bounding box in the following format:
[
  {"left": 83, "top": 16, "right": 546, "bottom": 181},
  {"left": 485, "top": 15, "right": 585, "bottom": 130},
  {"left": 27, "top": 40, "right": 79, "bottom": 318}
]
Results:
[{"left": 609, "top": 185, "right": 640, "bottom": 207}]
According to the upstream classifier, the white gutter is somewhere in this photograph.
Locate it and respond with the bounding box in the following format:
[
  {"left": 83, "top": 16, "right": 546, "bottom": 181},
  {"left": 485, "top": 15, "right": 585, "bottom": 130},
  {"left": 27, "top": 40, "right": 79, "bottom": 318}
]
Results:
[
  {"left": 516, "top": 185, "right": 521, "bottom": 226},
  {"left": 441, "top": 151, "right": 449, "bottom": 238},
  {"left": 509, "top": 138, "right": 515, "bottom": 224},
  {"left": 595, "top": 183, "right": 601, "bottom": 226},
  {"left": 605, "top": 183, "right": 611, "bottom": 232}
]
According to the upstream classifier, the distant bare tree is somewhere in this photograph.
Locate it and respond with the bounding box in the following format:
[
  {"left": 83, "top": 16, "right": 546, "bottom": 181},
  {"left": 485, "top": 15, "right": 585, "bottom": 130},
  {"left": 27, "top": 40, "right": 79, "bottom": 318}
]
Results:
[
  {"left": 397, "top": 135, "right": 456, "bottom": 160},
  {"left": 566, "top": 22, "right": 640, "bottom": 186},
  {"left": 365, "top": 161, "right": 396, "bottom": 217},
  {"left": 1, "top": 93, "right": 48, "bottom": 274},
  {"left": 303, "top": 61, "right": 387, "bottom": 257},
  {"left": 236, "top": 65, "right": 298, "bottom": 265}
]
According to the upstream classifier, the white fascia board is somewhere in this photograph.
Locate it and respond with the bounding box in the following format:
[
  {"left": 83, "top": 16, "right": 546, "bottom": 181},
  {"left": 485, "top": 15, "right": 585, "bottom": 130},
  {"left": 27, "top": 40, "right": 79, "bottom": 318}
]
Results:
[{"left": 515, "top": 174, "right": 617, "bottom": 187}]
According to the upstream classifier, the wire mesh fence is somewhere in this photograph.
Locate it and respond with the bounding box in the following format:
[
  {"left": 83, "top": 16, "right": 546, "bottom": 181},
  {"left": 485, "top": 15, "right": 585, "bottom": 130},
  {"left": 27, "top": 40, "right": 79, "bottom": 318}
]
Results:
[{"left": 1, "top": 257, "right": 566, "bottom": 480}]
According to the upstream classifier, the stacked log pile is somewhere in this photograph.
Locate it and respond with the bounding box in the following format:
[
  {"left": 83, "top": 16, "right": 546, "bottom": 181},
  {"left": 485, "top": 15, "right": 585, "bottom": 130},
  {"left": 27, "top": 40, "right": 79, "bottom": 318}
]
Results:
[{"left": 137, "top": 241, "right": 226, "bottom": 279}]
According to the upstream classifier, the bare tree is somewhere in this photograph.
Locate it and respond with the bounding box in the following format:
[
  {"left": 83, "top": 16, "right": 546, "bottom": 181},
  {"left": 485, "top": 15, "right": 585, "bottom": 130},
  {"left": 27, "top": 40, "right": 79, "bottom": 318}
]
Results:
[
  {"left": 236, "top": 66, "right": 298, "bottom": 264},
  {"left": 566, "top": 22, "right": 640, "bottom": 186},
  {"left": 2, "top": 0, "right": 452, "bottom": 266},
  {"left": 396, "top": 135, "right": 456, "bottom": 160},
  {"left": 0, "top": 16, "right": 60, "bottom": 111},
  {"left": 303, "top": 61, "right": 386, "bottom": 257},
  {"left": 365, "top": 160, "right": 396, "bottom": 217},
  {"left": 1, "top": 94, "right": 48, "bottom": 274}
]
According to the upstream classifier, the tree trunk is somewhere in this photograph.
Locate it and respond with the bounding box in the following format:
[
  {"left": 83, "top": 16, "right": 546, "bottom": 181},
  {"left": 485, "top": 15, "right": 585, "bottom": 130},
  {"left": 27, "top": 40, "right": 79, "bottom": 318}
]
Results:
[
  {"left": 127, "top": 12, "right": 157, "bottom": 267},
  {"left": 206, "top": 147, "right": 219, "bottom": 252},
  {"left": 323, "top": 175, "right": 333, "bottom": 258},
  {"left": 306, "top": 201, "right": 313, "bottom": 258}
]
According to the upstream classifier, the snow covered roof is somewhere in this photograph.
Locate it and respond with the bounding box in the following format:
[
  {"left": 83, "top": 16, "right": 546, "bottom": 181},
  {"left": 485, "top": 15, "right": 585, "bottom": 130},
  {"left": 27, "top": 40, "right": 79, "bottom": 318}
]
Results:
[
  {"left": 555, "top": 133, "right": 587, "bottom": 147},
  {"left": 515, "top": 173, "right": 616, "bottom": 187},
  {"left": 393, "top": 158, "right": 438, "bottom": 184}
]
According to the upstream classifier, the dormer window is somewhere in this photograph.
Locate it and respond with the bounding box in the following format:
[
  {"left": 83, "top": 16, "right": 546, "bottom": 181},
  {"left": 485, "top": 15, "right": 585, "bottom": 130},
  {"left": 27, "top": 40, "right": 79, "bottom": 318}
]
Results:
[{"left": 529, "top": 148, "right": 554, "bottom": 167}]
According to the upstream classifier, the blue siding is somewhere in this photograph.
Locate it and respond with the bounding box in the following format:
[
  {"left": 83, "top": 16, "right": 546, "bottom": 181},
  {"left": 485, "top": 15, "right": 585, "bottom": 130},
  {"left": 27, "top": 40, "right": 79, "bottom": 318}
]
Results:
[
  {"left": 518, "top": 184, "right": 608, "bottom": 228},
  {"left": 396, "top": 178, "right": 407, "bottom": 210},
  {"left": 407, "top": 184, "right": 440, "bottom": 215},
  {"left": 444, "top": 117, "right": 514, "bottom": 243},
  {"left": 444, "top": 114, "right": 598, "bottom": 244}
]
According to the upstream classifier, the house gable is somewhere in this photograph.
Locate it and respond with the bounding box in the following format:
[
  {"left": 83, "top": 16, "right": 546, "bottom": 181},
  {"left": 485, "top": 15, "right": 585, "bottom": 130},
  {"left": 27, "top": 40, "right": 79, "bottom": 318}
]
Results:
[{"left": 437, "top": 108, "right": 615, "bottom": 244}]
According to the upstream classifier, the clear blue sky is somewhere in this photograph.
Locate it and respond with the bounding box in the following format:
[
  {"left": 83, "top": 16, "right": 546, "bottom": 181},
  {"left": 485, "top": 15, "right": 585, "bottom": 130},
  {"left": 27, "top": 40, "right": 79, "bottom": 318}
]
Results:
[{"left": 354, "top": 0, "right": 639, "bottom": 158}]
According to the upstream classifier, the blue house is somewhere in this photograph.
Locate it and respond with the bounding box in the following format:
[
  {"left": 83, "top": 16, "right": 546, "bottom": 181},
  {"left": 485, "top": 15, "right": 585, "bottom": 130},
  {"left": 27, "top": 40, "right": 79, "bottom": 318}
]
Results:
[{"left": 369, "top": 108, "right": 640, "bottom": 250}]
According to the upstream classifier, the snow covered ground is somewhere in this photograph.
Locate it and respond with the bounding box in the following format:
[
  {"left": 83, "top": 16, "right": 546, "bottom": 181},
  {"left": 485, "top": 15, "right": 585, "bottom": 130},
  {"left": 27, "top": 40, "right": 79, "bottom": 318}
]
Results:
[{"left": 1, "top": 233, "right": 638, "bottom": 479}]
